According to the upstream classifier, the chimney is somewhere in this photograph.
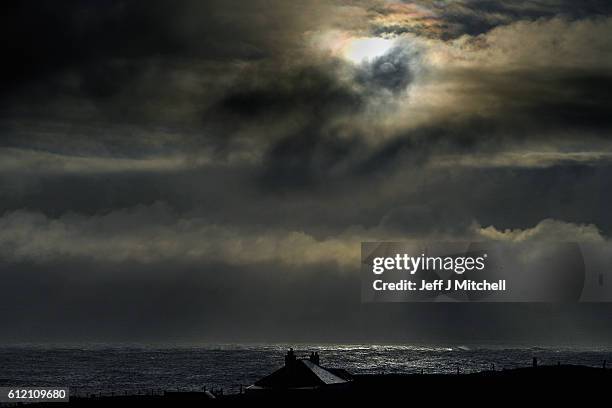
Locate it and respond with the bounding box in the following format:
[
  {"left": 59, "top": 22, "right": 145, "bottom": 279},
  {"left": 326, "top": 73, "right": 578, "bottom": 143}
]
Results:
[{"left": 285, "top": 348, "right": 296, "bottom": 367}]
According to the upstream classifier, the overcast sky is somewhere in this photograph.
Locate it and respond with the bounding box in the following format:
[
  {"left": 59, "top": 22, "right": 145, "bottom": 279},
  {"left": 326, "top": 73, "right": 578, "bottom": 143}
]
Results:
[{"left": 2, "top": 0, "right": 612, "bottom": 345}]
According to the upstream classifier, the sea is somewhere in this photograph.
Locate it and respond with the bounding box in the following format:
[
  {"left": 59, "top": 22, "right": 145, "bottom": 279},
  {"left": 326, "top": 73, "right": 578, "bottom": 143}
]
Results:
[{"left": 1, "top": 344, "right": 610, "bottom": 396}]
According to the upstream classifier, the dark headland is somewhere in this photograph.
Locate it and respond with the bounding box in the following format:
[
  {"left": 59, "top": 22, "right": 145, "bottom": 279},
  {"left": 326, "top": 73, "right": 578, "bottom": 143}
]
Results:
[{"left": 23, "top": 349, "right": 611, "bottom": 406}]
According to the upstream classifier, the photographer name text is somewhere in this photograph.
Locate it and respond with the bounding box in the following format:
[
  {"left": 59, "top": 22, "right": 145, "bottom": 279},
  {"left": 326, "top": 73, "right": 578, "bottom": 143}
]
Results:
[{"left": 373, "top": 279, "right": 506, "bottom": 292}]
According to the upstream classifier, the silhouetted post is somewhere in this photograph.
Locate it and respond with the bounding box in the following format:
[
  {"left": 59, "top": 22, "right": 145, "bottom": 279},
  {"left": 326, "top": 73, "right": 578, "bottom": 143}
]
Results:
[
  {"left": 604, "top": 360, "right": 607, "bottom": 369},
  {"left": 491, "top": 363, "right": 495, "bottom": 371},
  {"left": 532, "top": 357, "right": 537, "bottom": 368},
  {"left": 456, "top": 365, "right": 460, "bottom": 375}
]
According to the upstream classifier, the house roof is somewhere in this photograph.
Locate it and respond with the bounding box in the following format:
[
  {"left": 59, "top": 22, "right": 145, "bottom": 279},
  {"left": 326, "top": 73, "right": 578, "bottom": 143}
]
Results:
[{"left": 253, "top": 359, "right": 349, "bottom": 389}]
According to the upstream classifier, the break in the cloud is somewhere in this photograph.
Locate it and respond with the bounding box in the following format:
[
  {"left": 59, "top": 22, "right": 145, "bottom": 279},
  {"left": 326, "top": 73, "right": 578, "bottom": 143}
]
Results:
[{"left": 1, "top": 0, "right": 612, "bottom": 343}]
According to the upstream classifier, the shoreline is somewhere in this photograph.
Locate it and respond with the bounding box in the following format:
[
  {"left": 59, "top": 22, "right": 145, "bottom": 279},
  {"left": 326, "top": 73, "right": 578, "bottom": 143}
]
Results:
[{"left": 18, "top": 363, "right": 610, "bottom": 406}]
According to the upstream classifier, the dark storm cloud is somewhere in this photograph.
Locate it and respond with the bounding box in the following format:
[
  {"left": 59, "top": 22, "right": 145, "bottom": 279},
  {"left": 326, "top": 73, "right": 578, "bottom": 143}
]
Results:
[
  {"left": 469, "top": 70, "right": 612, "bottom": 132},
  {"left": 217, "top": 63, "right": 364, "bottom": 118},
  {"left": 1, "top": 0, "right": 295, "bottom": 88},
  {"left": 0, "top": 0, "right": 336, "bottom": 131},
  {"left": 205, "top": 61, "right": 367, "bottom": 160},
  {"left": 378, "top": 165, "right": 612, "bottom": 235},
  {"left": 200, "top": 42, "right": 424, "bottom": 190},
  {"left": 1, "top": 1, "right": 612, "bottom": 344}
]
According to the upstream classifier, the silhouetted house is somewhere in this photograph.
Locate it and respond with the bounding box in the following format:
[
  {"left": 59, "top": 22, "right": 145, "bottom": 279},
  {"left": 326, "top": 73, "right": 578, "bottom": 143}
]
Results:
[{"left": 246, "top": 350, "right": 352, "bottom": 393}]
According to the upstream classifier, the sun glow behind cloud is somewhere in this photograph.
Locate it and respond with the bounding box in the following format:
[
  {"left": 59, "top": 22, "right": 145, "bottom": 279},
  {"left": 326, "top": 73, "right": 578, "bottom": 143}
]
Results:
[
  {"left": 343, "top": 37, "right": 396, "bottom": 63},
  {"left": 313, "top": 30, "right": 396, "bottom": 64}
]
